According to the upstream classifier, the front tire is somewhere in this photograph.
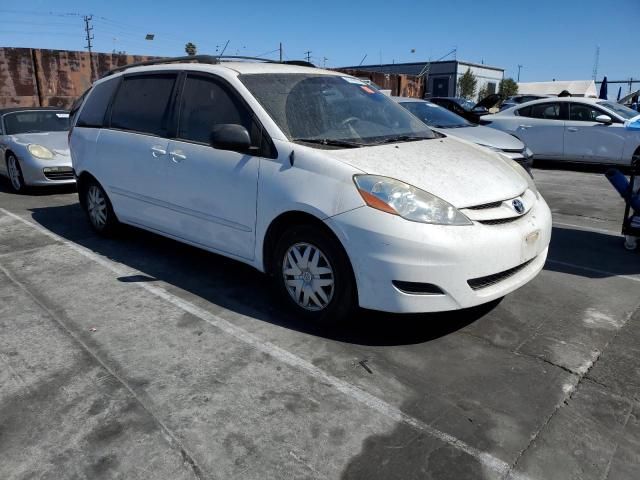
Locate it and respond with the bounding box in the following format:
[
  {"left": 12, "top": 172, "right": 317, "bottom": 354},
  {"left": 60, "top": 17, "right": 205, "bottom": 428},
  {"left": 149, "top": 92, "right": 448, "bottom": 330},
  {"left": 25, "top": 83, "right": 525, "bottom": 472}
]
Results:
[
  {"left": 6, "top": 154, "right": 26, "bottom": 193},
  {"left": 84, "top": 180, "right": 118, "bottom": 235},
  {"left": 273, "top": 224, "right": 356, "bottom": 324}
]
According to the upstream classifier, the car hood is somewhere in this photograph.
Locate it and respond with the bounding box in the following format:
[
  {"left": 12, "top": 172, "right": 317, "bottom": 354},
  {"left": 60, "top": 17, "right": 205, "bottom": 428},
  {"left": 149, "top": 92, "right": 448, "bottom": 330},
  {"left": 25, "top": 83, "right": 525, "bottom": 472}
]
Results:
[
  {"left": 330, "top": 136, "right": 528, "bottom": 208},
  {"left": 9, "top": 131, "right": 70, "bottom": 156},
  {"left": 438, "top": 125, "right": 524, "bottom": 151},
  {"left": 474, "top": 93, "right": 502, "bottom": 110}
]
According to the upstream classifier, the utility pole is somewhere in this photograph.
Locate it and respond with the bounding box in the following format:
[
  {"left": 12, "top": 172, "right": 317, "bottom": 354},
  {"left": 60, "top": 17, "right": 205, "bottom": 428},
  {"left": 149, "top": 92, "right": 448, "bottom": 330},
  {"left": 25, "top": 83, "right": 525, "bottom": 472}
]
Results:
[
  {"left": 83, "top": 15, "right": 94, "bottom": 80},
  {"left": 304, "top": 50, "right": 312, "bottom": 63},
  {"left": 323, "top": 57, "right": 328, "bottom": 68},
  {"left": 592, "top": 45, "right": 600, "bottom": 81},
  {"left": 517, "top": 64, "right": 523, "bottom": 82},
  {"left": 279, "top": 42, "right": 282, "bottom": 62}
]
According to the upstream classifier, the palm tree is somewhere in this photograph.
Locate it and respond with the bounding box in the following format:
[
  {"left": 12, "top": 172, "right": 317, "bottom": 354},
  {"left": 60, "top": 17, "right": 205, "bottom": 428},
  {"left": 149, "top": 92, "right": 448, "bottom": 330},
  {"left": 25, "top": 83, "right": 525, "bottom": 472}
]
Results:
[{"left": 185, "top": 42, "right": 197, "bottom": 56}]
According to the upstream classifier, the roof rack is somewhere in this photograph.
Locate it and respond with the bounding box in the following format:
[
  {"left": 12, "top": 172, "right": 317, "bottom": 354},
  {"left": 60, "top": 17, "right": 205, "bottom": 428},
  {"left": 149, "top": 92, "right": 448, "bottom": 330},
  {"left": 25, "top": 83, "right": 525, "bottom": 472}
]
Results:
[{"left": 102, "top": 55, "right": 315, "bottom": 77}]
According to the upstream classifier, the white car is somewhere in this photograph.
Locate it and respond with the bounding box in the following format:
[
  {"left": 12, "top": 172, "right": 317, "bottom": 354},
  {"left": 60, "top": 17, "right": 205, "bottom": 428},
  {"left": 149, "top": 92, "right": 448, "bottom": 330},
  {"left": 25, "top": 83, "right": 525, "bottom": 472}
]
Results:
[
  {"left": 69, "top": 56, "right": 551, "bottom": 322},
  {"left": 483, "top": 97, "right": 640, "bottom": 165},
  {"left": 393, "top": 97, "right": 534, "bottom": 172}
]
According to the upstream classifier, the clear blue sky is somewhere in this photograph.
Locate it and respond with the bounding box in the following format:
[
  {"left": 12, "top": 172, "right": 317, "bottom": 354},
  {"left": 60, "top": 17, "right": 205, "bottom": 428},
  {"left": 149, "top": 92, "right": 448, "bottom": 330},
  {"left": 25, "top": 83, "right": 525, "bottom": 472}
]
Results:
[{"left": 1, "top": 0, "right": 638, "bottom": 83}]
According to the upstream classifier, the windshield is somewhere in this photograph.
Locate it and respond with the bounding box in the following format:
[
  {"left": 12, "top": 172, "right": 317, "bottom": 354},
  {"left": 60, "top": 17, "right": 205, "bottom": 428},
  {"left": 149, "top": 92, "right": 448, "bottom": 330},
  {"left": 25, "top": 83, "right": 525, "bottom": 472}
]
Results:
[
  {"left": 597, "top": 101, "right": 639, "bottom": 120},
  {"left": 3, "top": 110, "right": 70, "bottom": 135},
  {"left": 239, "top": 73, "right": 435, "bottom": 146},
  {"left": 452, "top": 98, "right": 476, "bottom": 111},
  {"left": 400, "top": 101, "right": 472, "bottom": 128}
]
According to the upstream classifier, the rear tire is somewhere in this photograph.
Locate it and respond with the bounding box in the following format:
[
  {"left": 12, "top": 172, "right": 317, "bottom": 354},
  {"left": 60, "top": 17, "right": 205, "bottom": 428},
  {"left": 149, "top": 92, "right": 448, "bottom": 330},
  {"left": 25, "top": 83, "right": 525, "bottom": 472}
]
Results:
[
  {"left": 84, "top": 180, "right": 118, "bottom": 235},
  {"left": 6, "top": 154, "right": 27, "bottom": 193},
  {"left": 272, "top": 224, "right": 356, "bottom": 324}
]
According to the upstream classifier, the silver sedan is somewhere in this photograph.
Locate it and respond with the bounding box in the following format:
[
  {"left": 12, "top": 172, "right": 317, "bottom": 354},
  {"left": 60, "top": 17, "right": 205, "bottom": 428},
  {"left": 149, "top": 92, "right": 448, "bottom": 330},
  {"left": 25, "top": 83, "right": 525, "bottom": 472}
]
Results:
[
  {"left": 0, "top": 108, "right": 74, "bottom": 193},
  {"left": 394, "top": 97, "right": 534, "bottom": 172}
]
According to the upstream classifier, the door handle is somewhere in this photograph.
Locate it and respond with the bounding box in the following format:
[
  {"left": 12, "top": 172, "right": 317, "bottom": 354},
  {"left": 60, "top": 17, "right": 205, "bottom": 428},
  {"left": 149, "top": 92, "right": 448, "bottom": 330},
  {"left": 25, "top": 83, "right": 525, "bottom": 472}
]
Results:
[
  {"left": 518, "top": 125, "right": 532, "bottom": 130},
  {"left": 567, "top": 127, "right": 578, "bottom": 132},
  {"left": 170, "top": 150, "right": 187, "bottom": 162},
  {"left": 151, "top": 146, "right": 167, "bottom": 157}
]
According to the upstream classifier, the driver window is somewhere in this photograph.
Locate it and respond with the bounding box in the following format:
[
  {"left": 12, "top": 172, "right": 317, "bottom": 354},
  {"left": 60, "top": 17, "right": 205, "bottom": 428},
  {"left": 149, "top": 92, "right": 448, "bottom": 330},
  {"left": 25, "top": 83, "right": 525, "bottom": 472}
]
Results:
[
  {"left": 569, "top": 104, "right": 603, "bottom": 122},
  {"left": 178, "top": 75, "right": 257, "bottom": 144}
]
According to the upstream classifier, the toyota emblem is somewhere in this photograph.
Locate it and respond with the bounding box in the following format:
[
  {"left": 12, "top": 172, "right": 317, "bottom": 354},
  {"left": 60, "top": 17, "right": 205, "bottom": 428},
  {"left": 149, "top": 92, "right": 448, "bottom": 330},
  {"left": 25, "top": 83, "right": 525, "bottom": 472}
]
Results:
[{"left": 512, "top": 199, "right": 525, "bottom": 214}]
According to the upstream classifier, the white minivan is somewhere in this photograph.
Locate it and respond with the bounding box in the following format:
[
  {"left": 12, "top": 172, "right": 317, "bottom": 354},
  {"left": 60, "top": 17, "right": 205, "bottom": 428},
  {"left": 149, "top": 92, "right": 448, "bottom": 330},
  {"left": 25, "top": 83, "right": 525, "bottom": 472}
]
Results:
[{"left": 69, "top": 57, "right": 552, "bottom": 322}]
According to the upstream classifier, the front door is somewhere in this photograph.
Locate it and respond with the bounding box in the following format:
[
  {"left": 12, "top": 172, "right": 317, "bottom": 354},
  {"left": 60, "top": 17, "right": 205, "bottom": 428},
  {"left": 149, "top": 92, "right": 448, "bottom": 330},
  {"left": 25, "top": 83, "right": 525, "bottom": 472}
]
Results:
[
  {"left": 432, "top": 77, "right": 449, "bottom": 97},
  {"left": 564, "top": 103, "right": 625, "bottom": 163},
  {"left": 165, "top": 73, "right": 261, "bottom": 260}
]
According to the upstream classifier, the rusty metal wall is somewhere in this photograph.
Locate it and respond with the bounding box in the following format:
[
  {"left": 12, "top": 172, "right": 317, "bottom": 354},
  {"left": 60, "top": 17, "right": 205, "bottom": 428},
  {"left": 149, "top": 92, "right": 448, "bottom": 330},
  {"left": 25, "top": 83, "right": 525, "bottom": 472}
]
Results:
[
  {"left": 0, "top": 47, "right": 157, "bottom": 109},
  {"left": 334, "top": 68, "right": 425, "bottom": 98}
]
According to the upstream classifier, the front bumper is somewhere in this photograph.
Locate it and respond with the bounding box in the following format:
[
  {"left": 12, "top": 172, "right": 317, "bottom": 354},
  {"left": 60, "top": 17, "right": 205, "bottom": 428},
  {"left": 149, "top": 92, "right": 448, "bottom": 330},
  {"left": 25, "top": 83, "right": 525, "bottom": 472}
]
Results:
[
  {"left": 325, "top": 195, "right": 552, "bottom": 313},
  {"left": 19, "top": 154, "right": 75, "bottom": 186}
]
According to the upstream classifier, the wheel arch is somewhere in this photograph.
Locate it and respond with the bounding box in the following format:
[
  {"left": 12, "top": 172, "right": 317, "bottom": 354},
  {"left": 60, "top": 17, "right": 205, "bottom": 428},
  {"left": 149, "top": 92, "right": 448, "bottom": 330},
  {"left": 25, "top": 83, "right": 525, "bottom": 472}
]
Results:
[
  {"left": 76, "top": 170, "right": 103, "bottom": 211},
  {"left": 262, "top": 211, "right": 356, "bottom": 288}
]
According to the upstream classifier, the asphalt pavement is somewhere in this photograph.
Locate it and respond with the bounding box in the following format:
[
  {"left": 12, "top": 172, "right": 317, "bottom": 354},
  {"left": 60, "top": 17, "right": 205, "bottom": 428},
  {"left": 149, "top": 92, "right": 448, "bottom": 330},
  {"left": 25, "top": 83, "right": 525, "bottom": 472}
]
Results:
[{"left": 0, "top": 165, "right": 639, "bottom": 480}]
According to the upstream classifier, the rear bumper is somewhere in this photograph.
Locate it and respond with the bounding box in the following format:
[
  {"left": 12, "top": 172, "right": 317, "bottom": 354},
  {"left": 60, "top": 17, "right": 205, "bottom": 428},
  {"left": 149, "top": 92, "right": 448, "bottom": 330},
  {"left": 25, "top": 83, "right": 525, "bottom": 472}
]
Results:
[{"left": 325, "top": 195, "right": 552, "bottom": 313}]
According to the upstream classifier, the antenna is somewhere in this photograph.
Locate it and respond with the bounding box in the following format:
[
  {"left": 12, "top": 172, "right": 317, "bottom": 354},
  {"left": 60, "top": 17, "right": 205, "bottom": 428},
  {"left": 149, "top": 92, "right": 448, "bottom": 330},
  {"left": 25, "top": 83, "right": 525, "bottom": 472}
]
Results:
[{"left": 592, "top": 45, "right": 600, "bottom": 80}]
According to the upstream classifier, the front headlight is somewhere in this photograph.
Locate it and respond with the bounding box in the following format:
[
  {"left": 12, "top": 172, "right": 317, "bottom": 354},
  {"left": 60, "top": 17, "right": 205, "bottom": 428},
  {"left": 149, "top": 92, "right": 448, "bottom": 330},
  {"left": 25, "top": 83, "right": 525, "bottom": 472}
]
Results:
[
  {"left": 28, "top": 144, "right": 54, "bottom": 160},
  {"left": 353, "top": 175, "right": 472, "bottom": 225}
]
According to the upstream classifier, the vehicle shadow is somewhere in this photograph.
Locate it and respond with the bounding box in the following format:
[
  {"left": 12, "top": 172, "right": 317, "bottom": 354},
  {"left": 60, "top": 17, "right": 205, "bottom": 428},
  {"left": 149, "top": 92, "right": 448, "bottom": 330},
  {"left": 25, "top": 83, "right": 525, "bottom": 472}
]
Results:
[
  {"left": 28, "top": 202, "right": 494, "bottom": 347},
  {"left": 534, "top": 159, "right": 631, "bottom": 175},
  {"left": 545, "top": 226, "right": 639, "bottom": 278},
  {"left": 0, "top": 177, "right": 77, "bottom": 196}
]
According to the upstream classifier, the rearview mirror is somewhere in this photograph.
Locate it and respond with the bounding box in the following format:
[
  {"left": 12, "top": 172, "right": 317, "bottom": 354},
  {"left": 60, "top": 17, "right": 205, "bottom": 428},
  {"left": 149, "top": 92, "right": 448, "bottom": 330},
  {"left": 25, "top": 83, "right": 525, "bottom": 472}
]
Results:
[
  {"left": 595, "top": 114, "right": 612, "bottom": 124},
  {"left": 210, "top": 124, "right": 251, "bottom": 152}
]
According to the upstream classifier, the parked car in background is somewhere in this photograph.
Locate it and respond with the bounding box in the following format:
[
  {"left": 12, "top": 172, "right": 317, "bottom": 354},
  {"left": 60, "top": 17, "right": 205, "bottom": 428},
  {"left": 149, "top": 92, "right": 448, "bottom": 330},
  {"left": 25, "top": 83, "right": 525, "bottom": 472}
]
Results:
[
  {"left": 429, "top": 95, "right": 501, "bottom": 123},
  {"left": 500, "top": 94, "right": 552, "bottom": 111},
  {"left": 0, "top": 107, "right": 73, "bottom": 193},
  {"left": 482, "top": 98, "right": 640, "bottom": 165},
  {"left": 70, "top": 58, "right": 551, "bottom": 322},
  {"left": 394, "top": 97, "right": 533, "bottom": 172}
]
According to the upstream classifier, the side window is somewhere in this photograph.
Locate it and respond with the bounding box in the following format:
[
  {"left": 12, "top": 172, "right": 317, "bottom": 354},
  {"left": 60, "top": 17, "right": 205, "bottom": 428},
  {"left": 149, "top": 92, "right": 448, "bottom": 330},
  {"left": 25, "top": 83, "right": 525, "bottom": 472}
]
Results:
[
  {"left": 177, "top": 75, "right": 257, "bottom": 145},
  {"left": 76, "top": 78, "right": 119, "bottom": 128},
  {"left": 110, "top": 74, "right": 177, "bottom": 137},
  {"left": 519, "top": 102, "right": 562, "bottom": 120},
  {"left": 569, "top": 104, "right": 608, "bottom": 122}
]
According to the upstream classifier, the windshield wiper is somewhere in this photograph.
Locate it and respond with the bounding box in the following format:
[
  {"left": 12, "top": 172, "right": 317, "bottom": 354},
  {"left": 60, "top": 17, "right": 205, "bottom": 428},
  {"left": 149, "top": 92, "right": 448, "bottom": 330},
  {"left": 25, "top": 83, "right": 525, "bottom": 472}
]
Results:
[
  {"left": 293, "top": 138, "right": 362, "bottom": 148},
  {"left": 373, "top": 135, "right": 430, "bottom": 145}
]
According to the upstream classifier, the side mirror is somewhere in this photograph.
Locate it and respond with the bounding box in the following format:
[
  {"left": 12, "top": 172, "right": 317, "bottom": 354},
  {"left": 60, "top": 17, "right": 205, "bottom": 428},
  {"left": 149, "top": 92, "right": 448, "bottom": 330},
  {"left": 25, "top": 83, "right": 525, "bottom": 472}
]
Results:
[
  {"left": 595, "top": 114, "right": 612, "bottom": 124},
  {"left": 210, "top": 124, "right": 251, "bottom": 152}
]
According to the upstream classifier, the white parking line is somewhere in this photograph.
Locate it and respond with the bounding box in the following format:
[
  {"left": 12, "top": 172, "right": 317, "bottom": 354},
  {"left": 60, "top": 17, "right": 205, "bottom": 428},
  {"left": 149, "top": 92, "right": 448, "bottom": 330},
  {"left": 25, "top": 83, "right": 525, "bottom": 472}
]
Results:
[
  {"left": 0, "top": 208, "right": 512, "bottom": 477},
  {"left": 552, "top": 221, "right": 621, "bottom": 236}
]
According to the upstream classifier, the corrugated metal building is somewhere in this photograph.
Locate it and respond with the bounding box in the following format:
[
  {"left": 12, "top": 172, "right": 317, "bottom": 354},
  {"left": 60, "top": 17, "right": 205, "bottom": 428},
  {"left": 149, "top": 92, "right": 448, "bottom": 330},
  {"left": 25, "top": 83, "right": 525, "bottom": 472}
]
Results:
[{"left": 339, "top": 60, "right": 504, "bottom": 100}]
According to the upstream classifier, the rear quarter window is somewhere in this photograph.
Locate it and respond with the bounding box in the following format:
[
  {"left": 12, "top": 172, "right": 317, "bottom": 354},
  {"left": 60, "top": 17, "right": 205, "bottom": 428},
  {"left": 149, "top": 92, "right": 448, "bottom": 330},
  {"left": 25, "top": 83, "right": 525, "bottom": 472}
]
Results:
[{"left": 76, "top": 78, "right": 119, "bottom": 128}]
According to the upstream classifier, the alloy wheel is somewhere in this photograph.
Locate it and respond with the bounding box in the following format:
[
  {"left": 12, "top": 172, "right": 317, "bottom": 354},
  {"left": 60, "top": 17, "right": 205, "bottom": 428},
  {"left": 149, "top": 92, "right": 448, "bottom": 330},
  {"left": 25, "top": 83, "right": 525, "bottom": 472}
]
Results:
[
  {"left": 7, "top": 156, "right": 22, "bottom": 191},
  {"left": 87, "top": 185, "right": 108, "bottom": 229},
  {"left": 282, "top": 242, "right": 335, "bottom": 311}
]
